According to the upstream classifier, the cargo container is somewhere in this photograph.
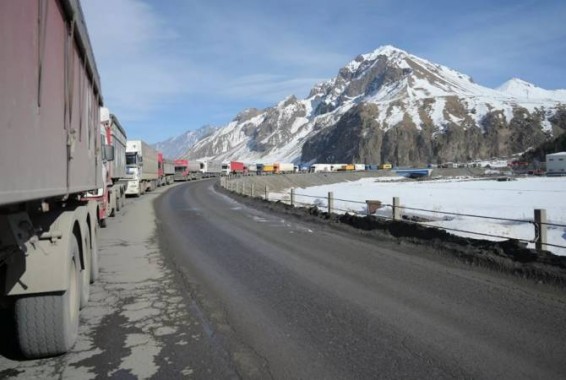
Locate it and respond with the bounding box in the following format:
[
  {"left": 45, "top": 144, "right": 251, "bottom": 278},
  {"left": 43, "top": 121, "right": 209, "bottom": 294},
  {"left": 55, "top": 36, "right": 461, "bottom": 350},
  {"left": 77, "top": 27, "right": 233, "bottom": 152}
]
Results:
[
  {"left": 275, "top": 162, "right": 295, "bottom": 173},
  {"left": 0, "top": 0, "right": 103, "bottom": 358},
  {"left": 199, "top": 160, "right": 223, "bottom": 176},
  {"left": 163, "top": 159, "right": 175, "bottom": 184},
  {"left": 222, "top": 161, "right": 245, "bottom": 175}
]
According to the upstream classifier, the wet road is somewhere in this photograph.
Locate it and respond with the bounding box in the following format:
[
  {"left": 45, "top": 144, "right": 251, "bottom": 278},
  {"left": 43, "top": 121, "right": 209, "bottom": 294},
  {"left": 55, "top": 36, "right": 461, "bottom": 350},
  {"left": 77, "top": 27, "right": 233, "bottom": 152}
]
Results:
[{"left": 155, "top": 180, "right": 566, "bottom": 379}]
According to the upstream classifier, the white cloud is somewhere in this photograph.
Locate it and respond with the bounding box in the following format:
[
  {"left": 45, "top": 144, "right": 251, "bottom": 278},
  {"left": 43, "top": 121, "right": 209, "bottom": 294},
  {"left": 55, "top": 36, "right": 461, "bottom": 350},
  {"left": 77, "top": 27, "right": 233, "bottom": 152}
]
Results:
[{"left": 82, "top": 0, "right": 192, "bottom": 120}]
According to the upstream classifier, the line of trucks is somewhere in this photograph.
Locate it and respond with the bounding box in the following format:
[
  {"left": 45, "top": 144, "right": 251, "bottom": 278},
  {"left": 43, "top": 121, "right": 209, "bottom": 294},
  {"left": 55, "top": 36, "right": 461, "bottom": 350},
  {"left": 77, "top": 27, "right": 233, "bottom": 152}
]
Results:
[{"left": 0, "top": 0, "right": 181, "bottom": 358}]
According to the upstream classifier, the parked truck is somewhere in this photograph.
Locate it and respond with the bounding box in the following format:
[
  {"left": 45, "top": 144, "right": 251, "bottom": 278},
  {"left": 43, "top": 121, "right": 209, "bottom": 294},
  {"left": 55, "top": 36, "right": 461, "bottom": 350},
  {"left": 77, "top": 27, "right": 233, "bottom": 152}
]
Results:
[
  {"left": 162, "top": 158, "right": 176, "bottom": 185},
  {"left": 199, "top": 160, "right": 223, "bottom": 177},
  {"left": 125, "top": 140, "right": 159, "bottom": 196},
  {"left": 86, "top": 108, "right": 128, "bottom": 227},
  {"left": 222, "top": 161, "right": 245, "bottom": 175},
  {"left": 1, "top": 0, "right": 102, "bottom": 358},
  {"left": 174, "top": 159, "right": 190, "bottom": 181}
]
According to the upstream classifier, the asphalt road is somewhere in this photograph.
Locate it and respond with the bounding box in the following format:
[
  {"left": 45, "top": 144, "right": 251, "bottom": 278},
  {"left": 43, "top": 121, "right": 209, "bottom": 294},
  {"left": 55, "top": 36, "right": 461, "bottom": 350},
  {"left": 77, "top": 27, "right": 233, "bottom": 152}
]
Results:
[{"left": 156, "top": 179, "right": 566, "bottom": 379}]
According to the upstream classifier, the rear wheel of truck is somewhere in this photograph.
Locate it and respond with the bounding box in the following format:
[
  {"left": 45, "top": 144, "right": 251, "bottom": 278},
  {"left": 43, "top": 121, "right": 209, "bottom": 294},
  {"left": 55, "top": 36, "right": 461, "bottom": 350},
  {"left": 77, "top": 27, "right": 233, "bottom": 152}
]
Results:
[
  {"left": 90, "top": 221, "right": 99, "bottom": 283},
  {"left": 80, "top": 230, "right": 91, "bottom": 309},
  {"left": 15, "top": 234, "right": 81, "bottom": 358},
  {"left": 115, "top": 191, "right": 121, "bottom": 212}
]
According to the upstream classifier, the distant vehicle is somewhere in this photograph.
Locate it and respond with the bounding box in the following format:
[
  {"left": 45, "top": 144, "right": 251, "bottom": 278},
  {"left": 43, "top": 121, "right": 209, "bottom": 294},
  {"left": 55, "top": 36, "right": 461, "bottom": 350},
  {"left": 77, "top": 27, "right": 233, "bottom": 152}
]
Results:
[
  {"left": 125, "top": 140, "right": 159, "bottom": 196},
  {"left": 174, "top": 159, "right": 190, "bottom": 181},
  {"left": 222, "top": 161, "right": 245, "bottom": 175},
  {"left": 158, "top": 153, "right": 175, "bottom": 186},
  {"left": 199, "top": 160, "right": 223, "bottom": 176},
  {"left": 379, "top": 163, "right": 393, "bottom": 170},
  {"left": 274, "top": 162, "right": 295, "bottom": 173},
  {"left": 394, "top": 168, "right": 433, "bottom": 178}
]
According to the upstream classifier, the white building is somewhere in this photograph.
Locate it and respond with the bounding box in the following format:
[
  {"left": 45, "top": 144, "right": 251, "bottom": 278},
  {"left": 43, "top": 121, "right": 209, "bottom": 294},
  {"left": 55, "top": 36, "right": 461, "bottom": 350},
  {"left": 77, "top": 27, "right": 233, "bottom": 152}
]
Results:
[{"left": 546, "top": 152, "right": 566, "bottom": 176}]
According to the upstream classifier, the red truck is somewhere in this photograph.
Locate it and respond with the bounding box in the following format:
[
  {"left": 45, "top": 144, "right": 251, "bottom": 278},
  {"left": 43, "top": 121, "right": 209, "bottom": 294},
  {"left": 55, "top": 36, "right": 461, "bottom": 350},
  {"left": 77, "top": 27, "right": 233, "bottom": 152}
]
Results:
[
  {"left": 222, "top": 161, "right": 245, "bottom": 175},
  {"left": 174, "top": 159, "right": 190, "bottom": 181}
]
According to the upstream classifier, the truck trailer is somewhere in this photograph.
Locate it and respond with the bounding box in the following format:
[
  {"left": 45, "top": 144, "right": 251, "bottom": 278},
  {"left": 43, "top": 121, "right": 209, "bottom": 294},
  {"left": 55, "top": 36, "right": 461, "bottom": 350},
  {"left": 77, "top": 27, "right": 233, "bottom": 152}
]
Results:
[
  {"left": 125, "top": 140, "right": 159, "bottom": 196},
  {"left": 199, "top": 160, "right": 223, "bottom": 177},
  {"left": 85, "top": 108, "right": 128, "bottom": 227},
  {"left": 222, "top": 161, "right": 245, "bottom": 175},
  {"left": 163, "top": 158, "right": 176, "bottom": 185},
  {"left": 1, "top": 0, "right": 103, "bottom": 358}
]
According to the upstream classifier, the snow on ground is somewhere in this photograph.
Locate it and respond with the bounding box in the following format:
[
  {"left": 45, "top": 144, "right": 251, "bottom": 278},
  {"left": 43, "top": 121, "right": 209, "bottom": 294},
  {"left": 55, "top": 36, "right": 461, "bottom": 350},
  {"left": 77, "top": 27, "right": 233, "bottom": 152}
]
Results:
[{"left": 272, "top": 177, "right": 566, "bottom": 256}]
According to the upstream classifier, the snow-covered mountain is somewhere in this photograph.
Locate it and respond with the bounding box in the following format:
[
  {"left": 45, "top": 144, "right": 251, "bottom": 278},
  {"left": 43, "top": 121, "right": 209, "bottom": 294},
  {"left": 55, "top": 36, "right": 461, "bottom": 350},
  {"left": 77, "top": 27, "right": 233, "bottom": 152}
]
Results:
[
  {"left": 184, "top": 45, "right": 566, "bottom": 165},
  {"left": 152, "top": 125, "right": 218, "bottom": 159}
]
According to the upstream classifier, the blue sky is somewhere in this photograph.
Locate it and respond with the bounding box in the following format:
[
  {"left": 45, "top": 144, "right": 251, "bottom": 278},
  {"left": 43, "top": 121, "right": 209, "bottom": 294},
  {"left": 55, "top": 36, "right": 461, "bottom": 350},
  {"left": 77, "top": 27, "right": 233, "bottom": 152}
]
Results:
[{"left": 82, "top": 0, "right": 566, "bottom": 144}]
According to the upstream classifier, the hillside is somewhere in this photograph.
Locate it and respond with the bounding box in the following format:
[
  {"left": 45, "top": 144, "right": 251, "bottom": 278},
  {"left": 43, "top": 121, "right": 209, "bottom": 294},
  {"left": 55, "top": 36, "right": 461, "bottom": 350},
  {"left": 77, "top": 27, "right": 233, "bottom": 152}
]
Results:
[{"left": 184, "top": 45, "right": 566, "bottom": 166}]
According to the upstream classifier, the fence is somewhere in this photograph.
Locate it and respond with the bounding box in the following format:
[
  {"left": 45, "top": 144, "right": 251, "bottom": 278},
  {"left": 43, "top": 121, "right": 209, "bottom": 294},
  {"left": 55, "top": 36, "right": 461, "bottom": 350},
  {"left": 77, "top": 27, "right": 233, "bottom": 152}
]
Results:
[{"left": 220, "top": 178, "right": 566, "bottom": 253}]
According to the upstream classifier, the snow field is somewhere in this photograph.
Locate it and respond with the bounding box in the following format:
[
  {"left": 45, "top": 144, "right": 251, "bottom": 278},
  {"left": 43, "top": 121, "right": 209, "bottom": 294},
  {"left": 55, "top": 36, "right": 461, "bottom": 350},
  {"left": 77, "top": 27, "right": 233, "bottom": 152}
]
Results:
[{"left": 273, "top": 177, "right": 566, "bottom": 256}]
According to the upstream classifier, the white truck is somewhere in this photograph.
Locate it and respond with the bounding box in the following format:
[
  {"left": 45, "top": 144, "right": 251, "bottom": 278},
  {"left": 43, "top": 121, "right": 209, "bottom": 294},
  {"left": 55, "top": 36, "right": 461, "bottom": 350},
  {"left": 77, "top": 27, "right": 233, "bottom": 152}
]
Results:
[
  {"left": 125, "top": 140, "right": 159, "bottom": 196},
  {"left": 199, "top": 160, "right": 223, "bottom": 177},
  {"left": 1, "top": 0, "right": 102, "bottom": 358}
]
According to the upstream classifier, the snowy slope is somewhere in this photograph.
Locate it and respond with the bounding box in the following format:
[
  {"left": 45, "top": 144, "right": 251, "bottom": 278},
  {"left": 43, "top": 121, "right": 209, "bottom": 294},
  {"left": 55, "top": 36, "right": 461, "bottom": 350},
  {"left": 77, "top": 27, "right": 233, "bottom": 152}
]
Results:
[
  {"left": 152, "top": 125, "right": 218, "bottom": 159},
  {"left": 183, "top": 45, "right": 566, "bottom": 164}
]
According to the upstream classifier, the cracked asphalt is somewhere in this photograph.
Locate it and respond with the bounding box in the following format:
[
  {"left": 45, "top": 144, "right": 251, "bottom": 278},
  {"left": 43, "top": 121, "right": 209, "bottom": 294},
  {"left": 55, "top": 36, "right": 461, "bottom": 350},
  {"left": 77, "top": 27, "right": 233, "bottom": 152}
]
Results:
[
  {"left": 0, "top": 183, "right": 238, "bottom": 379},
  {"left": 2, "top": 179, "right": 566, "bottom": 379}
]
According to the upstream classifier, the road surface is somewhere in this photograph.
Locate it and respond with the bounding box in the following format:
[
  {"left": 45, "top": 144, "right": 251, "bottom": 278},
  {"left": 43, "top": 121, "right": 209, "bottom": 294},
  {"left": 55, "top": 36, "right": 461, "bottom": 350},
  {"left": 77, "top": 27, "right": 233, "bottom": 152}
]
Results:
[
  {"left": 1, "top": 179, "right": 565, "bottom": 379},
  {"left": 155, "top": 179, "right": 566, "bottom": 379}
]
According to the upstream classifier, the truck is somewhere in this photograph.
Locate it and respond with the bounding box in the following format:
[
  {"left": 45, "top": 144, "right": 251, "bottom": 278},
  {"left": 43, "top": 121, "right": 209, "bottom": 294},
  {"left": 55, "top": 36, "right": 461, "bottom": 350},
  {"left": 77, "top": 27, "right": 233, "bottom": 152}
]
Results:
[
  {"left": 86, "top": 108, "right": 128, "bottom": 227},
  {"left": 1, "top": 0, "right": 103, "bottom": 358},
  {"left": 174, "top": 159, "right": 190, "bottom": 181},
  {"left": 157, "top": 153, "right": 175, "bottom": 186},
  {"left": 222, "top": 161, "right": 245, "bottom": 175},
  {"left": 199, "top": 160, "right": 223, "bottom": 177},
  {"left": 125, "top": 140, "right": 159, "bottom": 196},
  {"left": 163, "top": 158, "right": 176, "bottom": 185},
  {"left": 274, "top": 162, "right": 295, "bottom": 174}
]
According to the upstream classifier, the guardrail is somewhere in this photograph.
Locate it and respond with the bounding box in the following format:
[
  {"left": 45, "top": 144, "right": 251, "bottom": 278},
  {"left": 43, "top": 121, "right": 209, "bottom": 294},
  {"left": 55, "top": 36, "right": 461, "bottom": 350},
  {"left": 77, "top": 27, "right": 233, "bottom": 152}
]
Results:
[{"left": 220, "top": 177, "right": 566, "bottom": 253}]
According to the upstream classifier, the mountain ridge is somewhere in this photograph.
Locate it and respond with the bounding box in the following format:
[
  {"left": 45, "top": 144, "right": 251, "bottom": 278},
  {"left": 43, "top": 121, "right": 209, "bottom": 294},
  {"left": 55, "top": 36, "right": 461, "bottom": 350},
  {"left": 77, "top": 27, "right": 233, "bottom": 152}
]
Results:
[{"left": 182, "top": 45, "right": 566, "bottom": 165}]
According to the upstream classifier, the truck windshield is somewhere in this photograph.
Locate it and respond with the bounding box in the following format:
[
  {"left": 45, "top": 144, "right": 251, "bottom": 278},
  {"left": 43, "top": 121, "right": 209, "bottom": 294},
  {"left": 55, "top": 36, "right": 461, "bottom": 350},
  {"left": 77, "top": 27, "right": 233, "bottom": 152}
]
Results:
[{"left": 126, "top": 152, "right": 138, "bottom": 165}]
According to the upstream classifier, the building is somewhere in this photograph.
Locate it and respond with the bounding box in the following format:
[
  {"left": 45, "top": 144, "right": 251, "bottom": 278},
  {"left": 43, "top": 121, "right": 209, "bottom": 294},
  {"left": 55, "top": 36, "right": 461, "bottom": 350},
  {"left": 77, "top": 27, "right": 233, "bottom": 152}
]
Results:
[{"left": 546, "top": 152, "right": 566, "bottom": 176}]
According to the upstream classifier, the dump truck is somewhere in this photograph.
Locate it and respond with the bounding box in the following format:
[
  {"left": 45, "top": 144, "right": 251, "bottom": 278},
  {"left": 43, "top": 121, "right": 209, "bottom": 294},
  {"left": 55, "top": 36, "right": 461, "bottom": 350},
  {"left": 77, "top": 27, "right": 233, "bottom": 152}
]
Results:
[{"left": 0, "top": 0, "right": 103, "bottom": 358}]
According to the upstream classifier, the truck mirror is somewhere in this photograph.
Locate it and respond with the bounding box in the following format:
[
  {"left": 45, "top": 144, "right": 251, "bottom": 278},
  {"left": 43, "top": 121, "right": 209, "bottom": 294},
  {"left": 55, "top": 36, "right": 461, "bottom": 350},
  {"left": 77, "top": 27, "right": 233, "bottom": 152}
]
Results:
[{"left": 102, "top": 145, "right": 115, "bottom": 161}]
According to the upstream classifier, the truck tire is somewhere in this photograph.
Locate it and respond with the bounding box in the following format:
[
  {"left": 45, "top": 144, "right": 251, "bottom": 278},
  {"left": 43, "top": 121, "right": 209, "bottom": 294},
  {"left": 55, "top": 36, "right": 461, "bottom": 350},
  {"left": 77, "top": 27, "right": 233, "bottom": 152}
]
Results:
[
  {"left": 115, "top": 191, "right": 121, "bottom": 212},
  {"left": 90, "top": 222, "right": 99, "bottom": 283},
  {"left": 80, "top": 231, "right": 91, "bottom": 309},
  {"left": 15, "top": 235, "right": 81, "bottom": 358},
  {"left": 109, "top": 191, "right": 116, "bottom": 217},
  {"left": 99, "top": 217, "right": 107, "bottom": 228}
]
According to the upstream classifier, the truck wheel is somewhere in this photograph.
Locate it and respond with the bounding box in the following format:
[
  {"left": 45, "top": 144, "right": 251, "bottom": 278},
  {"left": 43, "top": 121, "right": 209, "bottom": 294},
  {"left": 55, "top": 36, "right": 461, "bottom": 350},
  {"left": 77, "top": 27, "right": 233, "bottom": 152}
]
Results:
[
  {"left": 109, "top": 192, "right": 116, "bottom": 217},
  {"left": 115, "top": 192, "right": 121, "bottom": 212},
  {"left": 90, "top": 223, "right": 99, "bottom": 283},
  {"left": 80, "top": 231, "right": 91, "bottom": 309},
  {"left": 15, "top": 235, "right": 81, "bottom": 358},
  {"left": 99, "top": 217, "right": 107, "bottom": 228}
]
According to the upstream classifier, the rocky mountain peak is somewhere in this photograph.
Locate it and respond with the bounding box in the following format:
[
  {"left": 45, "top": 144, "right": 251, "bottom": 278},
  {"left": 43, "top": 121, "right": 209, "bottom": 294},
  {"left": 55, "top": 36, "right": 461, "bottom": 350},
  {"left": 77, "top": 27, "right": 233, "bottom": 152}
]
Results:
[{"left": 180, "top": 45, "right": 566, "bottom": 166}]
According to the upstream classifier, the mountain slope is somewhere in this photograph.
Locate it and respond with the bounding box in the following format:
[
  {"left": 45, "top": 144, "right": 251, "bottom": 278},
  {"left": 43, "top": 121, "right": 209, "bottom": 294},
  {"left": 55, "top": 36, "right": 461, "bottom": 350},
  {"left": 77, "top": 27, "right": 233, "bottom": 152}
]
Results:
[
  {"left": 152, "top": 125, "right": 218, "bottom": 159},
  {"left": 184, "top": 45, "right": 566, "bottom": 165}
]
